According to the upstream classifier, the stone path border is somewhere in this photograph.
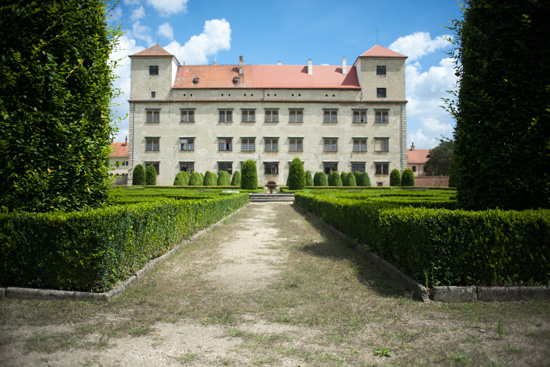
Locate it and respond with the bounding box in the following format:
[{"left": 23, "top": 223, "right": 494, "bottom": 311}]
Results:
[
  {"left": 299, "top": 206, "right": 550, "bottom": 303},
  {"left": 0, "top": 206, "right": 244, "bottom": 302}
]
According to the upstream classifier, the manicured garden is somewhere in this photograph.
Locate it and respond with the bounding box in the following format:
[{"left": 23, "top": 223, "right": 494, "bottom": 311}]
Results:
[{"left": 292, "top": 188, "right": 550, "bottom": 288}]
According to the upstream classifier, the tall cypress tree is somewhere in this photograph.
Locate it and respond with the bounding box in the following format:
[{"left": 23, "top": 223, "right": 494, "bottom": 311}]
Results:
[
  {"left": 449, "top": 0, "right": 550, "bottom": 210},
  {"left": 0, "top": 0, "right": 120, "bottom": 212}
]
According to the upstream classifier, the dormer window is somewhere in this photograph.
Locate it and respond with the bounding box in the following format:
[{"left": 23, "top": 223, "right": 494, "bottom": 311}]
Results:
[
  {"left": 193, "top": 77, "right": 199, "bottom": 84},
  {"left": 149, "top": 65, "right": 159, "bottom": 75},
  {"left": 233, "top": 76, "right": 239, "bottom": 84}
]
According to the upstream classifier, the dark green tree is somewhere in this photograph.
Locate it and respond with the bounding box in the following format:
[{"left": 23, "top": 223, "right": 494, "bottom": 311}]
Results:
[
  {"left": 340, "top": 172, "right": 348, "bottom": 186},
  {"left": 173, "top": 172, "right": 185, "bottom": 186},
  {"left": 204, "top": 171, "right": 217, "bottom": 186},
  {"left": 241, "top": 160, "right": 258, "bottom": 190},
  {"left": 132, "top": 164, "right": 145, "bottom": 186},
  {"left": 288, "top": 158, "right": 305, "bottom": 190},
  {"left": 424, "top": 139, "right": 455, "bottom": 176},
  {"left": 305, "top": 171, "right": 313, "bottom": 186},
  {"left": 344, "top": 172, "right": 357, "bottom": 186},
  {"left": 0, "top": 0, "right": 120, "bottom": 212},
  {"left": 353, "top": 171, "right": 362, "bottom": 184},
  {"left": 390, "top": 169, "right": 401, "bottom": 187},
  {"left": 231, "top": 170, "right": 241, "bottom": 186},
  {"left": 448, "top": 0, "right": 550, "bottom": 210},
  {"left": 145, "top": 165, "right": 157, "bottom": 186},
  {"left": 314, "top": 172, "right": 328, "bottom": 186},
  {"left": 328, "top": 171, "right": 342, "bottom": 186},
  {"left": 189, "top": 172, "right": 203, "bottom": 186},
  {"left": 401, "top": 168, "right": 415, "bottom": 187},
  {"left": 217, "top": 170, "right": 231, "bottom": 186},
  {"left": 359, "top": 172, "right": 371, "bottom": 187}
]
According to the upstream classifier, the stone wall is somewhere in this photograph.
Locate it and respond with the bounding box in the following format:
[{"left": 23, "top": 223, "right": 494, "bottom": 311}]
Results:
[{"left": 415, "top": 176, "right": 450, "bottom": 187}]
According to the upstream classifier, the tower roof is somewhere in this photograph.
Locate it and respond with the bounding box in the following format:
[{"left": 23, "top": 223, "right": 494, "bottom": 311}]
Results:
[
  {"left": 130, "top": 44, "right": 174, "bottom": 57},
  {"left": 360, "top": 45, "right": 407, "bottom": 58}
]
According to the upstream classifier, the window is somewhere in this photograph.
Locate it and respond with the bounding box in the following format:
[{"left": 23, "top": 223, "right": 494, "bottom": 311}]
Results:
[
  {"left": 218, "top": 138, "right": 232, "bottom": 151},
  {"left": 149, "top": 65, "right": 159, "bottom": 75},
  {"left": 265, "top": 109, "right": 279, "bottom": 123},
  {"left": 375, "top": 110, "right": 389, "bottom": 123},
  {"left": 145, "top": 161, "right": 159, "bottom": 174},
  {"left": 179, "top": 137, "right": 194, "bottom": 151},
  {"left": 353, "top": 110, "right": 367, "bottom": 123},
  {"left": 323, "top": 109, "right": 338, "bottom": 123},
  {"left": 289, "top": 138, "right": 303, "bottom": 152},
  {"left": 218, "top": 162, "right": 232, "bottom": 174},
  {"left": 289, "top": 109, "right": 303, "bottom": 123},
  {"left": 219, "top": 110, "right": 232, "bottom": 122},
  {"left": 353, "top": 138, "right": 367, "bottom": 152},
  {"left": 265, "top": 138, "right": 278, "bottom": 152},
  {"left": 376, "top": 65, "right": 386, "bottom": 75},
  {"left": 412, "top": 166, "right": 417, "bottom": 173},
  {"left": 146, "top": 109, "right": 160, "bottom": 123},
  {"left": 264, "top": 162, "right": 279, "bottom": 175},
  {"left": 242, "top": 109, "right": 255, "bottom": 122},
  {"left": 374, "top": 138, "right": 389, "bottom": 152},
  {"left": 241, "top": 137, "right": 255, "bottom": 152},
  {"left": 352, "top": 162, "right": 366, "bottom": 173},
  {"left": 323, "top": 162, "right": 338, "bottom": 174},
  {"left": 151, "top": 91, "right": 156, "bottom": 98},
  {"left": 181, "top": 109, "right": 195, "bottom": 122},
  {"left": 145, "top": 137, "right": 159, "bottom": 151},
  {"left": 323, "top": 138, "right": 338, "bottom": 152},
  {"left": 377, "top": 88, "right": 387, "bottom": 98},
  {"left": 180, "top": 162, "right": 194, "bottom": 173},
  {"left": 376, "top": 163, "right": 389, "bottom": 175}
]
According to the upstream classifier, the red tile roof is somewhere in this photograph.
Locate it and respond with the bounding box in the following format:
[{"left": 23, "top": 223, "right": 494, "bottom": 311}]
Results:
[
  {"left": 131, "top": 44, "right": 173, "bottom": 57},
  {"left": 173, "top": 64, "right": 361, "bottom": 89},
  {"left": 407, "top": 149, "right": 430, "bottom": 164},
  {"left": 110, "top": 142, "right": 129, "bottom": 158},
  {"left": 360, "top": 45, "right": 407, "bottom": 58}
]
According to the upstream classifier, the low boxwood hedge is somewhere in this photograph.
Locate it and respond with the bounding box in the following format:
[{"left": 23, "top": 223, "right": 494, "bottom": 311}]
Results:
[
  {"left": 295, "top": 192, "right": 550, "bottom": 287},
  {"left": 0, "top": 194, "right": 248, "bottom": 292}
]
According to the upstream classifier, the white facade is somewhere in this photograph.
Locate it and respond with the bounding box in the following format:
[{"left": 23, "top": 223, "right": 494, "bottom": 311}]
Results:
[{"left": 128, "top": 45, "right": 407, "bottom": 186}]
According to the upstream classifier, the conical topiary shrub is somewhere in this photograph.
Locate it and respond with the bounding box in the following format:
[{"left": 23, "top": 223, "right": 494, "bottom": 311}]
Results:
[
  {"left": 328, "top": 171, "right": 342, "bottom": 186},
  {"left": 360, "top": 172, "right": 371, "bottom": 187},
  {"left": 241, "top": 160, "right": 258, "bottom": 190},
  {"left": 344, "top": 172, "right": 357, "bottom": 186},
  {"left": 133, "top": 164, "right": 145, "bottom": 185},
  {"left": 189, "top": 172, "right": 203, "bottom": 186},
  {"left": 305, "top": 170, "right": 313, "bottom": 186},
  {"left": 204, "top": 171, "right": 217, "bottom": 186},
  {"left": 231, "top": 170, "right": 241, "bottom": 186},
  {"left": 390, "top": 169, "right": 401, "bottom": 186},
  {"left": 288, "top": 158, "right": 306, "bottom": 190},
  {"left": 145, "top": 164, "right": 157, "bottom": 186},
  {"left": 314, "top": 171, "right": 328, "bottom": 186},
  {"left": 217, "top": 170, "right": 231, "bottom": 185}
]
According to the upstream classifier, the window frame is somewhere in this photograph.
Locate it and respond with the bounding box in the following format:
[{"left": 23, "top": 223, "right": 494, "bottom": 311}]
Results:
[
  {"left": 375, "top": 110, "right": 389, "bottom": 123},
  {"left": 179, "top": 162, "right": 194, "bottom": 173},
  {"left": 241, "top": 109, "right": 255, "bottom": 123},
  {"left": 144, "top": 161, "right": 160, "bottom": 174},
  {"left": 264, "top": 109, "right": 279, "bottom": 123},
  {"left": 323, "top": 162, "right": 338, "bottom": 175},
  {"left": 264, "top": 162, "right": 279, "bottom": 175},
  {"left": 180, "top": 109, "right": 195, "bottom": 123},
  {"left": 352, "top": 109, "right": 367, "bottom": 123},
  {"left": 323, "top": 109, "right": 338, "bottom": 123},
  {"left": 376, "top": 65, "right": 386, "bottom": 76},
  {"left": 241, "top": 137, "right": 256, "bottom": 152},
  {"left": 374, "top": 138, "right": 389, "bottom": 152},
  {"left": 351, "top": 162, "right": 366, "bottom": 173},
  {"left": 353, "top": 138, "right": 367, "bottom": 152},
  {"left": 179, "top": 137, "right": 194, "bottom": 151},
  {"left": 289, "top": 109, "right": 303, "bottom": 123},
  {"left": 149, "top": 65, "right": 159, "bottom": 75},
  {"left": 323, "top": 138, "right": 338, "bottom": 152},
  {"left": 377, "top": 88, "right": 387, "bottom": 98},
  {"left": 218, "top": 162, "right": 233, "bottom": 175},
  {"left": 146, "top": 109, "right": 160, "bottom": 123},
  {"left": 219, "top": 109, "right": 233, "bottom": 123},
  {"left": 145, "top": 137, "right": 160, "bottom": 151},
  {"left": 375, "top": 162, "right": 389, "bottom": 175},
  {"left": 289, "top": 137, "right": 303, "bottom": 152},
  {"left": 218, "top": 137, "right": 233, "bottom": 151},
  {"left": 264, "top": 137, "right": 279, "bottom": 152}
]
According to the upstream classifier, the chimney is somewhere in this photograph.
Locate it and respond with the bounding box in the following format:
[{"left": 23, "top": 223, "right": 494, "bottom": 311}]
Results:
[
  {"left": 410, "top": 142, "right": 415, "bottom": 151},
  {"left": 124, "top": 136, "right": 128, "bottom": 145},
  {"left": 307, "top": 59, "right": 312, "bottom": 75},
  {"left": 277, "top": 61, "right": 282, "bottom": 65},
  {"left": 342, "top": 57, "right": 347, "bottom": 75},
  {"left": 239, "top": 55, "right": 244, "bottom": 75}
]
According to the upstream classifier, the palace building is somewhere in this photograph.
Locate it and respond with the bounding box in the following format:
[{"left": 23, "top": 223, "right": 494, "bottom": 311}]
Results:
[{"left": 128, "top": 44, "right": 407, "bottom": 186}]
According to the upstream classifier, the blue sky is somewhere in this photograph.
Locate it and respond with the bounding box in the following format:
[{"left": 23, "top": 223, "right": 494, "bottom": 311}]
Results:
[{"left": 109, "top": 0, "right": 463, "bottom": 149}]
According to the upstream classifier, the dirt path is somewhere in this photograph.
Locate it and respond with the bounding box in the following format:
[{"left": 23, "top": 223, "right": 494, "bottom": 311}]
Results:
[{"left": 1, "top": 202, "right": 550, "bottom": 366}]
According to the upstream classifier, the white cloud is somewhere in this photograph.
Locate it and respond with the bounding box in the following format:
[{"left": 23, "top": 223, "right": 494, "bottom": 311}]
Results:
[
  {"left": 108, "top": 6, "right": 122, "bottom": 22},
  {"left": 130, "top": 5, "right": 145, "bottom": 21},
  {"left": 131, "top": 21, "right": 154, "bottom": 45},
  {"left": 109, "top": 36, "right": 145, "bottom": 141},
  {"left": 146, "top": 0, "right": 188, "bottom": 16},
  {"left": 123, "top": 0, "right": 140, "bottom": 5},
  {"left": 165, "top": 18, "right": 231, "bottom": 65},
  {"left": 390, "top": 32, "right": 452, "bottom": 63},
  {"left": 158, "top": 22, "right": 174, "bottom": 40}
]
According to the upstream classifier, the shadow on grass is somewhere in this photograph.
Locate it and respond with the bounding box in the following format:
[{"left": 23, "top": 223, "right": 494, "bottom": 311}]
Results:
[{"left": 289, "top": 203, "right": 410, "bottom": 300}]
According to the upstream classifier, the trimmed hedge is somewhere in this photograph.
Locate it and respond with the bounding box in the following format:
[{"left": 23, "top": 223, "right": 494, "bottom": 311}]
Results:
[
  {"left": 295, "top": 192, "right": 550, "bottom": 287},
  {"left": 0, "top": 194, "right": 248, "bottom": 292}
]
